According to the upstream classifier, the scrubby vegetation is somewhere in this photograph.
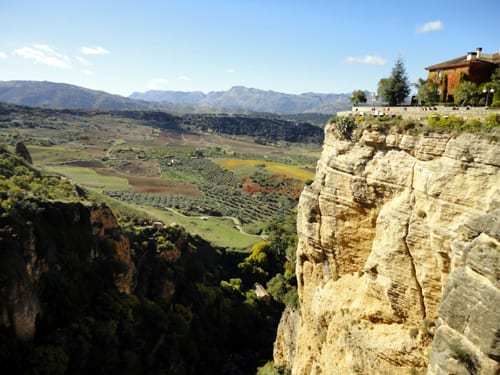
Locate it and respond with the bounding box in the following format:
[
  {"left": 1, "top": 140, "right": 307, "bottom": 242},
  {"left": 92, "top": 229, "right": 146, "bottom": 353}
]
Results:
[
  {"left": 0, "top": 146, "right": 80, "bottom": 216},
  {"left": 330, "top": 111, "right": 499, "bottom": 140}
]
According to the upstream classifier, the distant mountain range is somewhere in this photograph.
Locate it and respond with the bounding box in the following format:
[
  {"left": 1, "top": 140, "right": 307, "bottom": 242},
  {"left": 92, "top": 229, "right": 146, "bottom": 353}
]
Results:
[
  {"left": 0, "top": 80, "right": 352, "bottom": 114},
  {"left": 0, "top": 81, "right": 178, "bottom": 111},
  {"left": 130, "top": 86, "right": 351, "bottom": 114}
]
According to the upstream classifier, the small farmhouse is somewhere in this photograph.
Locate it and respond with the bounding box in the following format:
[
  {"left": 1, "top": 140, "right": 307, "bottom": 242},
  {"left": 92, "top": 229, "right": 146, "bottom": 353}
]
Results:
[{"left": 425, "top": 47, "right": 500, "bottom": 102}]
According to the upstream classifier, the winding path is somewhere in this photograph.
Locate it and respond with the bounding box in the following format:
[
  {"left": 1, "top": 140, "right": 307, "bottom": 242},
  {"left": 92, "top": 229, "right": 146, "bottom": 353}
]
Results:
[{"left": 163, "top": 207, "right": 266, "bottom": 239}]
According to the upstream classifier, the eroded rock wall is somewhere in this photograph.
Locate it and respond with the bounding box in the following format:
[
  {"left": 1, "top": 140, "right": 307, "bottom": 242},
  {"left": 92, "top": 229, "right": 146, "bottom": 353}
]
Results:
[{"left": 275, "top": 124, "right": 499, "bottom": 374}]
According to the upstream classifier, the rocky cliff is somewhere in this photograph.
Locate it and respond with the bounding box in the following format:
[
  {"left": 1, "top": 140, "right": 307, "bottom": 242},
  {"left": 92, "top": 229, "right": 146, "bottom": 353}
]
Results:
[
  {"left": 274, "top": 123, "right": 499, "bottom": 374},
  {"left": 0, "top": 201, "right": 135, "bottom": 341}
]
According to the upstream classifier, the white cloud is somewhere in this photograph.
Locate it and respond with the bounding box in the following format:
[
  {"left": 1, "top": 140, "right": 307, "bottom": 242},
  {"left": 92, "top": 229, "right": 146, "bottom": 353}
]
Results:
[
  {"left": 417, "top": 20, "right": 444, "bottom": 33},
  {"left": 0, "top": 52, "right": 7, "bottom": 59},
  {"left": 346, "top": 55, "right": 386, "bottom": 65},
  {"left": 13, "top": 44, "right": 71, "bottom": 68},
  {"left": 80, "top": 46, "right": 110, "bottom": 55},
  {"left": 81, "top": 69, "right": 94, "bottom": 75},
  {"left": 176, "top": 75, "right": 191, "bottom": 81},
  {"left": 226, "top": 68, "right": 236, "bottom": 73},
  {"left": 76, "top": 56, "right": 91, "bottom": 65},
  {"left": 148, "top": 78, "right": 169, "bottom": 90}
]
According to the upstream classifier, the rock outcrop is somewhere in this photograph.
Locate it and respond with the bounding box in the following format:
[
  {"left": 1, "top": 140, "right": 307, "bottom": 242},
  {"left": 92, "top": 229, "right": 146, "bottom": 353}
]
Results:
[
  {"left": 274, "top": 123, "right": 499, "bottom": 374},
  {"left": 14, "top": 141, "right": 32, "bottom": 164}
]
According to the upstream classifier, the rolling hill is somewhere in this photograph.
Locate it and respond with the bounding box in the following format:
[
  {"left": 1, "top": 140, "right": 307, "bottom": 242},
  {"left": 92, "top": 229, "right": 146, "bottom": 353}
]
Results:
[{"left": 0, "top": 81, "right": 195, "bottom": 112}]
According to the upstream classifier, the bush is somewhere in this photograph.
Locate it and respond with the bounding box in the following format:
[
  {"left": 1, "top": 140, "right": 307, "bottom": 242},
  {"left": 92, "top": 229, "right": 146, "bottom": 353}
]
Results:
[
  {"left": 257, "top": 361, "right": 291, "bottom": 375},
  {"left": 485, "top": 113, "right": 500, "bottom": 131},
  {"left": 462, "top": 118, "right": 481, "bottom": 132},
  {"left": 427, "top": 113, "right": 465, "bottom": 131},
  {"left": 333, "top": 116, "right": 356, "bottom": 140}
]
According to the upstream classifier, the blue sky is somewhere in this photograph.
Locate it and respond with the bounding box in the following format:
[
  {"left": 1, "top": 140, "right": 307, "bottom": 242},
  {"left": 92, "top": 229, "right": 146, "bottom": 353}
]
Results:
[{"left": 1, "top": 0, "right": 499, "bottom": 96}]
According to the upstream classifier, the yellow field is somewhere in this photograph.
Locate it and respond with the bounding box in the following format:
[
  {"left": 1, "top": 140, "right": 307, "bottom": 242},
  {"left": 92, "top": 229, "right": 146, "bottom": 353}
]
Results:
[{"left": 214, "top": 158, "right": 315, "bottom": 181}]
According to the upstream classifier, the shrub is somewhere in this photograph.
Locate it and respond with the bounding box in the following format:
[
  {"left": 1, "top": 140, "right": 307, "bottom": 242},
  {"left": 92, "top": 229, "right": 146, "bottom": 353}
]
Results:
[
  {"left": 484, "top": 113, "right": 500, "bottom": 131},
  {"left": 462, "top": 118, "right": 481, "bottom": 132},
  {"left": 333, "top": 116, "right": 356, "bottom": 140},
  {"left": 256, "top": 361, "right": 291, "bottom": 375},
  {"left": 328, "top": 115, "right": 337, "bottom": 124},
  {"left": 427, "top": 113, "right": 465, "bottom": 131},
  {"left": 398, "top": 118, "right": 418, "bottom": 132}
]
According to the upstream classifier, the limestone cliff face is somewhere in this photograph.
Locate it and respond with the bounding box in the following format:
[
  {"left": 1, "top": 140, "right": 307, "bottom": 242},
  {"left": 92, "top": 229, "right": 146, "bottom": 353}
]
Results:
[
  {"left": 0, "top": 201, "right": 135, "bottom": 341},
  {"left": 275, "top": 124, "right": 499, "bottom": 374}
]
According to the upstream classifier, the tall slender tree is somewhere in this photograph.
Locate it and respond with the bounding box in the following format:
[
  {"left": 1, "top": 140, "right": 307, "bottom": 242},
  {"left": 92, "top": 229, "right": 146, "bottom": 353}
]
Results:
[{"left": 378, "top": 57, "right": 411, "bottom": 105}]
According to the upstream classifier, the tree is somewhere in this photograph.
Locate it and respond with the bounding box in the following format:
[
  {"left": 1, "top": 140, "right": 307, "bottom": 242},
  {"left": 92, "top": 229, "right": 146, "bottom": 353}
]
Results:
[
  {"left": 349, "top": 90, "right": 367, "bottom": 106},
  {"left": 377, "top": 78, "right": 391, "bottom": 105},
  {"left": 453, "top": 82, "right": 478, "bottom": 106},
  {"left": 414, "top": 78, "right": 439, "bottom": 105},
  {"left": 378, "top": 57, "right": 411, "bottom": 105},
  {"left": 489, "top": 67, "right": 500, "bottom": 105}
]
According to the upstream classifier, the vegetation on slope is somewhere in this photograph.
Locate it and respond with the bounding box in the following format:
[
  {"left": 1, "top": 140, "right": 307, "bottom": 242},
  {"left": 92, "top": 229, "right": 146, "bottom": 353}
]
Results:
[{"left": 0, "top": 146, "right": 299, "bottom": 374}]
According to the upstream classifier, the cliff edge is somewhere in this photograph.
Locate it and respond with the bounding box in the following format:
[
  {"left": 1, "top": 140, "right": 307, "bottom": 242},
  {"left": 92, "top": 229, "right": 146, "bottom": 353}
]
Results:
[{"left": 274, "top": 123, "right": 499, "bottom": 374}]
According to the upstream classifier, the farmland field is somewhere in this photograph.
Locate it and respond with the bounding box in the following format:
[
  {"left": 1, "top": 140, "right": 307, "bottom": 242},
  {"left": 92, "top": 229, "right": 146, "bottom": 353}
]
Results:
[
  {"left": 214, "top": 158, "right": 315, "bottom": 181},
  {"left": 0, "top": 103, "right": 322, "bottom": 248},
  {"left": 44, "top": 165, "right": 130, "bottom": 191}
]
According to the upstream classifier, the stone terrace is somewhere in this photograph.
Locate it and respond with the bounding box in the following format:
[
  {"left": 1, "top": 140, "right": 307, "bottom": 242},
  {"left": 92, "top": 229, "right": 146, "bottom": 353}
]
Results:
[{"left": 338, "top": 105, "right": 499, "bottom": 122}]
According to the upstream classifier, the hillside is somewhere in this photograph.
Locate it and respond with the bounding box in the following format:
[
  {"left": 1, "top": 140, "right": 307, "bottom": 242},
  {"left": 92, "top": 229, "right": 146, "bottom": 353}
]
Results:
[
  {"left": 0, "top": 80, "right": 153, "bottom": 109},
  {"left": 0, "top": 81, "right": 206, "bottom": 113},
  {"left": 131, "top": 86, "right": 351, "bottom": 114},
  {"left": 0, "top": 146, "right": 298, "bottom": 374}
]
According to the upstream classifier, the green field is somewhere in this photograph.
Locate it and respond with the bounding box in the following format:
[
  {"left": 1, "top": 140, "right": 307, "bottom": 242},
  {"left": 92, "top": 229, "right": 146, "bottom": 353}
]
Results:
[
  {"left": 140, "top": 206, "right": 263, "bottom": 249},
  {"left": 44, "top": 165, "right": 130, "bottom": 191},
  {"left": 30, "top": 145, "right": 95, "bottom": 165}
]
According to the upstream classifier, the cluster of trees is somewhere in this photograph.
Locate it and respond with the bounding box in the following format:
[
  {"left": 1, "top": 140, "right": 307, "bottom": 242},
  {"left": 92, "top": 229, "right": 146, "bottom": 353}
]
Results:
[
  {"left": 349, "top": 57, "right": 411, "bottom": 107},
  {"left": 415, "top": 66, "right": 500, "bottom": 106},
  {"left": 179, "top": 114, "right": 324, "bottom": 144},
  {"left": 350, "top": 58, "right": 500, "bottom": 108}
]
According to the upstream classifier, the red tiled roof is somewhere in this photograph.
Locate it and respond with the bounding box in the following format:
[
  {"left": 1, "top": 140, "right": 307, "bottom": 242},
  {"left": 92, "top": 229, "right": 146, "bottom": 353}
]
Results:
[{"left": 425, "top": 52, "right": 500, "bottom": 71}]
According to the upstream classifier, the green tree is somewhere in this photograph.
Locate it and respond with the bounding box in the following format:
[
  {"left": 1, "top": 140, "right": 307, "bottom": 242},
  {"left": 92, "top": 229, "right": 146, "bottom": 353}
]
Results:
[
  {"left": 490, "top": 66, "right": 500, "bottom": 86},
  {"left": 415, "top": 78, "right": 439, "bottom": 105},
  {"left": 454, "top": 81, "right": 478, "bottom": 106},
  {"left": 377, "top": 78, "right": 391, "bottom": 105},
  {"left": 378, "top": 57, "right": 411, "bottom": 105},
  {"left": 349, "top": 90, "right": 367, "bottom": 106},
  {"left": 489, "top": 66, "right": 500, "bottom": 106}
]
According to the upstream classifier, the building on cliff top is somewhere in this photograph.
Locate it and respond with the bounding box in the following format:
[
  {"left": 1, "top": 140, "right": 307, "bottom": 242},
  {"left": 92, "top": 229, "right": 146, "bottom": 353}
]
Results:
[{"left": 425, "top": 47, "right": 500, "bottom": 102}]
